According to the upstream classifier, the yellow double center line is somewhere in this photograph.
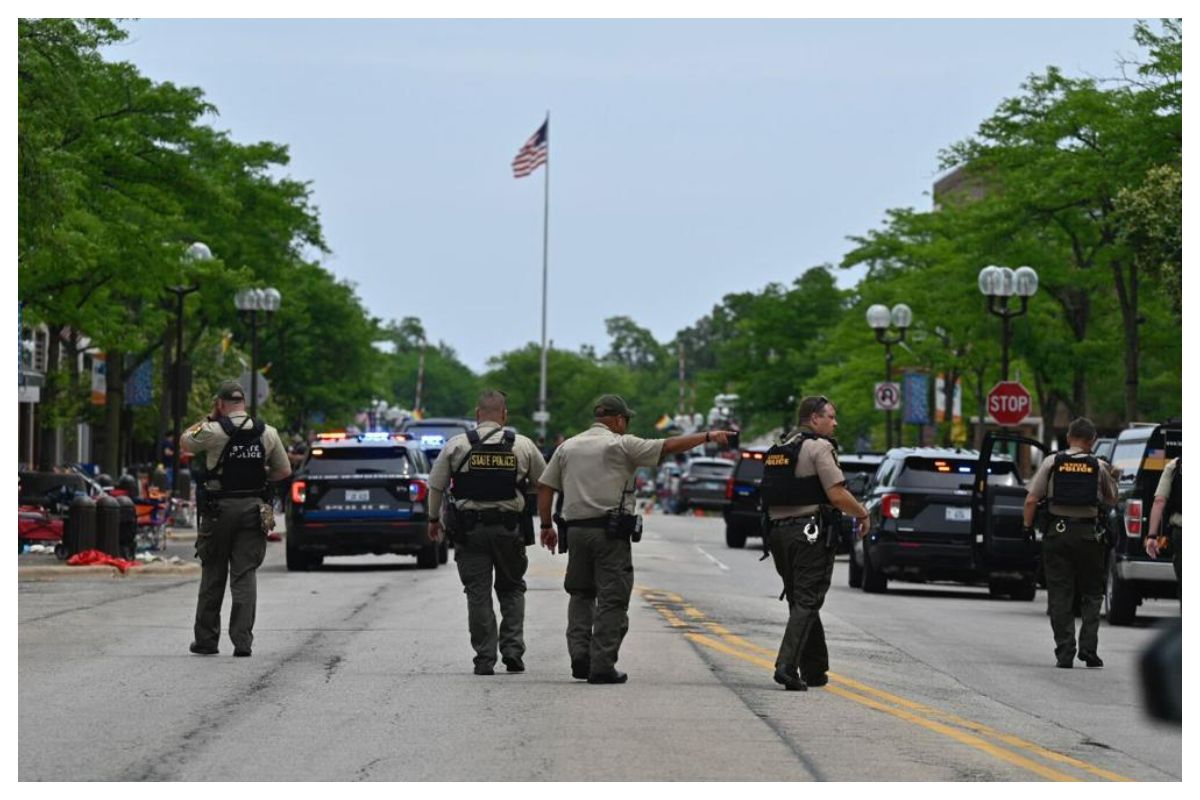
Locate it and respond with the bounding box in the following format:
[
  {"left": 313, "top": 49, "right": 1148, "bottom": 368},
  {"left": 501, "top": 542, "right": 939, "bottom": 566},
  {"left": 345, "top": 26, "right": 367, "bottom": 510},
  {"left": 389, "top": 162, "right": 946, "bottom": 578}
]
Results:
[{"left": 640, "top": 588, "right": 1133, "bottom": 782}]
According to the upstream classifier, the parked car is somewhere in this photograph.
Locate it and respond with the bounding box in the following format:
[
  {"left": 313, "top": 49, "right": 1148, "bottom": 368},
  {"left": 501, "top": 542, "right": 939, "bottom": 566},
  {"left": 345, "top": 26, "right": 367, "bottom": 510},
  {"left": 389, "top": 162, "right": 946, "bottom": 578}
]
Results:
[
  {"left": 677, "top": 457, "right": 735, "bottom": 513},
  {"left": 656, "top": 462, "right": 685, "bottom": 514},
  {"left": 286, "top": 432, "right": 443, "bottom": 571},
  {"left": 835, "top": 452, "right": 885, "bottom": 554},
  {"left": 851, "top": 444, "right": 1032, "bottom": 597},
  {"left": 723, "top": 449, "right": 765, "bottom": 548},
  {"left": 1104, "top": 421, "right": 1181, "bottom": 625}
]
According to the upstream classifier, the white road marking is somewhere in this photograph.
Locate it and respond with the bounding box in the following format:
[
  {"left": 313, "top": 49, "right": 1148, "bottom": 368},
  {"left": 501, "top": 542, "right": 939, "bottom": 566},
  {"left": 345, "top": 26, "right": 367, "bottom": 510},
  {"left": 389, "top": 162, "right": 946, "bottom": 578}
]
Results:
[{"left": 695, "top": 545, "right": 731, "bottom": 572}]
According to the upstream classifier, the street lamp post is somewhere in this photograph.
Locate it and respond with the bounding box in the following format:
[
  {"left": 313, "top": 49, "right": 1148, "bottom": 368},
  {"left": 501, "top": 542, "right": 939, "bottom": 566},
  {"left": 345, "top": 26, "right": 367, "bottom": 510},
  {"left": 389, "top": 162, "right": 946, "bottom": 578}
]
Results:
[
  {"left": 169, "top": 242, "right": 212, "bottom": 493},
  {"left": 977, "top": 265, "right": 1039, "bottom": 381},
  {"left": 866, "top": 303, "right": 913, "bottom": 449},
  {"left": 234, "top": 287, "right": 281, "bottom": 418}
]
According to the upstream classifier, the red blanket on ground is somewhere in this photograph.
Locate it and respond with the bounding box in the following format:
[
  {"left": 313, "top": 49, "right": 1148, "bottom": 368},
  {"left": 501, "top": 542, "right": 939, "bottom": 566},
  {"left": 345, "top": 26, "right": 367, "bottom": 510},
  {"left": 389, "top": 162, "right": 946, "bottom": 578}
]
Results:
[{"left": 66, "top": 549, "right": 140, "bottom": 573}]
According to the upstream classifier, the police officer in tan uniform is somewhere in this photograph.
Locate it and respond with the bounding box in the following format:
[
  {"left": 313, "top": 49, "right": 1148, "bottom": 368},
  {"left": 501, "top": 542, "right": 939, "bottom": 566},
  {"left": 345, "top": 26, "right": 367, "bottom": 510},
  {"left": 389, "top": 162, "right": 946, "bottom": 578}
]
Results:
[
  {"left": 427, "top": 390, "right": 547, "bottom": 675},
  {"left": 537, "top": 394, "right": 735, "bottom": 684},
  {"left": 1023, "top": 417, "right": 1117, "bottom": 668},
  {"left": 181, "top": 380, "right": 291, "bottom": 657},
  {"left": 1147, "top": 456, "right": 1181, "bottom": 583},
  {"left": 763, "top": 396, "right": 870, "bottom": 691}
]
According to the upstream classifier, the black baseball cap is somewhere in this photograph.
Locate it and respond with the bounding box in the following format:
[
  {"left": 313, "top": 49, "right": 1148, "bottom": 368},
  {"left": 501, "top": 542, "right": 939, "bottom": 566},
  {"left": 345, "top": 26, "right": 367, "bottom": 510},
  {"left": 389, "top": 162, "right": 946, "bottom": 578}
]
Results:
[
  {"left": 215, "top": 380, "right": 246, "bottom": 402},
  {"left": 593, "top": 394, "right": 635, "bottom": 418}
]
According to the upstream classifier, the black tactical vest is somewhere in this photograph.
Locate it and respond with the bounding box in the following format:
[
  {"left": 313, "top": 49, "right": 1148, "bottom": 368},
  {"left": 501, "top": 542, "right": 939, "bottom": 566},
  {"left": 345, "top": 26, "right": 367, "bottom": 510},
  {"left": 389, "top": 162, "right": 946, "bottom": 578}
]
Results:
[
  {"left": 214, "top": 416, "right": 267, "bottom": 493},
  {"left": 1049, "top": 452, "right": 1100, "bottom": 509},
  {"left": 1165, "top": 458, "right": 1181, "bottom": 523},
  {"left": 761, "top": 432, "right": 834, "bottom": 508},
  {"left": 452, "top": 428, "right": 519, "bottom": 503}
]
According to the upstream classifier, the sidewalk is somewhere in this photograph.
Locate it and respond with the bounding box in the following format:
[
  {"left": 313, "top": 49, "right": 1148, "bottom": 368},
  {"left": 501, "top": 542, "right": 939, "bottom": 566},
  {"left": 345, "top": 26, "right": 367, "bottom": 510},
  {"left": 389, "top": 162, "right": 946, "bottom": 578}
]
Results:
[{"left": 18, "top": 526, "right": 202, "bottom": 581}]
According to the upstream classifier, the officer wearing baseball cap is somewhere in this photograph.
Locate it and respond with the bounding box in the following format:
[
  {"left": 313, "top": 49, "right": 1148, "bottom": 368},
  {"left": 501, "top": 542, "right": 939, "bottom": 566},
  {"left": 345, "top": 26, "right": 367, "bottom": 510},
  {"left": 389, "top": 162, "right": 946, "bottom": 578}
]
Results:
[
  {"left": 181, "top": 379, "right": 291, "bottom": 657},
  {"left": 537, "top": 394, "right": 736, "bottom": 684}
]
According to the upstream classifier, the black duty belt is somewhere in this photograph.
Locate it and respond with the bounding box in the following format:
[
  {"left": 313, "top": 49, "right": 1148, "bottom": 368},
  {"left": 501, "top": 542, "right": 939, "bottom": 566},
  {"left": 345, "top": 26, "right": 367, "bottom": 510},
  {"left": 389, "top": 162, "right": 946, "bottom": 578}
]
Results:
[
  {"left": 564, "top": 516, "right": 609, "bottom": 529},
  {"left": 208, "top": 489, "right": 265, "bottom": 499},
  {"left": 769, "top": 514, "right": 820, "bottom": 528},
  {"left": 1049, "top": 515, "right": 1100, "bottom": 531},
  {"left": 463, "top": 508, "right": 521, "bottom": 527}
]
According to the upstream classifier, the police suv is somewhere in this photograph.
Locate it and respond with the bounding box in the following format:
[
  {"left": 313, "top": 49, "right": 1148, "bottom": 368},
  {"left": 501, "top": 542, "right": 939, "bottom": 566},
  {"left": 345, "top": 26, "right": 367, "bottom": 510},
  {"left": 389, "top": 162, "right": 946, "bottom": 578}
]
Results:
[
  {"left": 286, "top": 432, "right": 444, "bottom": 571},
  {"left": 1105, "top": 421, "right": 1181, "bottom": 625}
]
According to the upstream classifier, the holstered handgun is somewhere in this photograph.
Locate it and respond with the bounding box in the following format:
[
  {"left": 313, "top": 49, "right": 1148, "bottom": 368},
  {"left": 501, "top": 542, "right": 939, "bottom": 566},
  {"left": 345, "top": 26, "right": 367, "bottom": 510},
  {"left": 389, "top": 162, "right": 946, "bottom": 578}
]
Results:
[{"left": 554, "top": 513, "right": 569, "bottom": 553}]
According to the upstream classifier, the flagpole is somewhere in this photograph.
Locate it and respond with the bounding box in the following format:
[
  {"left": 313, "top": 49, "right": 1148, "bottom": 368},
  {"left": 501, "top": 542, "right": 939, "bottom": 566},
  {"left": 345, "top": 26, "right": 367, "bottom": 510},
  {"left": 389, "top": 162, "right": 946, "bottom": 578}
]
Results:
[{"left": 537, "top": 111, "right": 550, "bottom": 445}]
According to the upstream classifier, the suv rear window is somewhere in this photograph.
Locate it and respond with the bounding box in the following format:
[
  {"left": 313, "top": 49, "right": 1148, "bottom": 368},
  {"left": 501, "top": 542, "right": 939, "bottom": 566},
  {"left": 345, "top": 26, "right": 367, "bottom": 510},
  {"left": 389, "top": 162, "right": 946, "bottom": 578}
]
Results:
[
  {"left": 688, "top": 462, "right": 734, "bottom": 479},
  {"left": 1111, "top": 437, "right": 1151, "bottom": 481},
  {"left": 306, "top": 446, "right": 421, "bottom": 475},
  {"left": 734, "top": 453, "right": 765, "bottom": 481},
  {"left": 898, "top": 457, "right": 1018, "bottom": 489}
]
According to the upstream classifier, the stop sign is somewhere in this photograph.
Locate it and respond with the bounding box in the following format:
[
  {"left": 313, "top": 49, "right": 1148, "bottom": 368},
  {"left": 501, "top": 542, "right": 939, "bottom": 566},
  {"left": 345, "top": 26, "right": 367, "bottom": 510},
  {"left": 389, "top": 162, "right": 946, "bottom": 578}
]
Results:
[{"left": 988, "top": 381, "right": 1032, "bottom": 426}]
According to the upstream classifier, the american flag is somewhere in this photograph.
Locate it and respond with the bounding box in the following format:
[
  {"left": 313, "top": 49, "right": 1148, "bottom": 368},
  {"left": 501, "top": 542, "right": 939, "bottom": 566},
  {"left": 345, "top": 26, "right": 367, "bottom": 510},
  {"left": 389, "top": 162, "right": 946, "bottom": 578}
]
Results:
[{"left": 511, "top": 120, "right": 548, "bottom": 178}]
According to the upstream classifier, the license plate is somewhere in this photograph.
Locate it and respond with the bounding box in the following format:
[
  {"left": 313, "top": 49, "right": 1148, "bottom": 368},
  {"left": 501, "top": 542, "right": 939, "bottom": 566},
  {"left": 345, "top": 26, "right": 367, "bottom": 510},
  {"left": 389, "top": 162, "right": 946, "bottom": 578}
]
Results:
[
  {"left": 345, "top": 489, "right": 370, "bottom": 502},
  {"left": 945, "top": 507, "right": 971, "bottom": 522},
  {"left": 703, "top": 482, "right": 722, "bottom": 490}
]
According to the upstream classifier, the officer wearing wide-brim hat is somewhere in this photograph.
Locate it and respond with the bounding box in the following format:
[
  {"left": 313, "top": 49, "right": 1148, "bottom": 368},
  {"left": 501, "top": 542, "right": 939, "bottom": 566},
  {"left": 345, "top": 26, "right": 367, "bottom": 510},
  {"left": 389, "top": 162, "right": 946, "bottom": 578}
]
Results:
[
  {"left": 536, "top": 394, "right": 735, "bottom": 684},
  {"left": 181, "top": 379, "right": 291, "bottom": 657},
  {"left": 1023, "top": 417, "right": 1117, "bottom": 668}
]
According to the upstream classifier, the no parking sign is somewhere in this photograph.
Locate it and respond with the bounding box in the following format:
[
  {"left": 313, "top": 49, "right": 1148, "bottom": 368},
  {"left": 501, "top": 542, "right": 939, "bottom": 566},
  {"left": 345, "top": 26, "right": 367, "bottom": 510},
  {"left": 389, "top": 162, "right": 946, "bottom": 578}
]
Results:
[{"left": 874, "top": 382, "right": 901, "bottom": 411}]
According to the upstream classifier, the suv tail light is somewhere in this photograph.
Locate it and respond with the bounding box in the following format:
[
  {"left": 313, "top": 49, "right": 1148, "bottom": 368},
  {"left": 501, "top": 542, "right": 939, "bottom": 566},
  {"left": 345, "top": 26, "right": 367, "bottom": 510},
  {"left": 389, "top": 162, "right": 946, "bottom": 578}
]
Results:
[
  {"left": 291, "top": 480, "right": 306, "bottom": 505},
  {"left": 725, "top": 477, "right": 734, "bottom": 500},
  {"left": 882, "top": 493, "right": 902, "bottom": 520},
  {"left": 408, "top": 479, "right": 429, "bottom": 503},
  {"left": 1125, "top": 498, "right": 1143, "bottom": 538}
]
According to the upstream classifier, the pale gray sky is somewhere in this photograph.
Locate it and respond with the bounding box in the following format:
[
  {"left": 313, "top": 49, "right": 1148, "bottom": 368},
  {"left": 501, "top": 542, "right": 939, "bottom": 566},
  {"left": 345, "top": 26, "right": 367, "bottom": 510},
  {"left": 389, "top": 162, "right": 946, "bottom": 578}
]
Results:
[{"left": 105, "top": 18, "right": 1142, "bottom": 372}]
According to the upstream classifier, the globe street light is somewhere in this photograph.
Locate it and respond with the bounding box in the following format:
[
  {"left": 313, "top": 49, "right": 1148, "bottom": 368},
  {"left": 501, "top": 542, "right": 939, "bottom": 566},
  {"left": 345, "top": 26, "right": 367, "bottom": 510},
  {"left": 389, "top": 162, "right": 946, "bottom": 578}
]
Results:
[
  {"left": 978, "top": 265, "right": 1038, "bottom": 381},
  {"left": 169, "top": 242, "right": 213, "bottom": 494},
  {"left": 867, "top": 302, "right": 913, "bottom": 449},
  {"left": 234, "top": 286, "right": 282, "bottom": 418}
]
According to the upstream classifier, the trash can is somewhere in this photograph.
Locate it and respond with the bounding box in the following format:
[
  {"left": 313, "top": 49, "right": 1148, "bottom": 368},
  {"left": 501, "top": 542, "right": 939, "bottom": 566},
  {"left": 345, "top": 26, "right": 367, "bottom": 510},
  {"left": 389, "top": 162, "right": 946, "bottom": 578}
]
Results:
[
  {"left": 96, "top": 494, "right": 121, "bottom": 557},
  {"left": 63, "top": 495, "right": 97, "bottom": 558},
  {"left": 116, "top": 495, "right": 137, "bottom": 559}
]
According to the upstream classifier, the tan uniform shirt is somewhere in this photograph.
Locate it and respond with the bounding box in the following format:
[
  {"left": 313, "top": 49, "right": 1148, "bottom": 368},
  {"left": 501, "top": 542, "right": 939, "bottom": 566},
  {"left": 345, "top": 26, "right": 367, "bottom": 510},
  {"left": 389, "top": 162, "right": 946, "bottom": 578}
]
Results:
[
  {"left": 181, "top": 412, "right": 291, "bottom": 488},
  {"left": 768, "top": 429, "right": 846, "bottom": 519},
  {"left": 1155, "top": 457, "right": 1182, "bottom": 528},
  {"left": 539, "top": 423, "right": 664, "bottom": 520},
  {"left": 1027, "top": 446, "right": 1118, "bottom": 519},
  {"left": 427, "top": 421, "right": 546, "bottom": 515}
]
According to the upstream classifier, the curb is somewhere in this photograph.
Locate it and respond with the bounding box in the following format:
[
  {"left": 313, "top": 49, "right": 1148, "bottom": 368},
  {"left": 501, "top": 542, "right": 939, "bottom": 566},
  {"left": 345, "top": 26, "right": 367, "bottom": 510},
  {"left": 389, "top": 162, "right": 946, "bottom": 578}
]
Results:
[{"left": 18, "top": 562, "right": 202, "bottom": 581}]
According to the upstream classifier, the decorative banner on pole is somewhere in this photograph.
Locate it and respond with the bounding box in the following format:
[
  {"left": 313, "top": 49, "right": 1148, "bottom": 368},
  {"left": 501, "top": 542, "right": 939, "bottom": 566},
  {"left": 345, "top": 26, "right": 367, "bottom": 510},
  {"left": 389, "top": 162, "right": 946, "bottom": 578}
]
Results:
[
  {"left": 90, "top": 353, "right": 107, "bottom": 405},
  {"left": 903, "top": 371, "right": 931, "bottom": 425},
  {"left": 124, "top": 359, "right": 153, "bottom": 407}
]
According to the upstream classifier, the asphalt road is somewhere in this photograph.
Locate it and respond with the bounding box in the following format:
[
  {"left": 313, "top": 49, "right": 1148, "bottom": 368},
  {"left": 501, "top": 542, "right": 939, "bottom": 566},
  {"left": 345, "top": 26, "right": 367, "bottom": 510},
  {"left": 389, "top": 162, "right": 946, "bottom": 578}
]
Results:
[{"left": 18, "top": 513, "right": 1181, "bottom": 781}]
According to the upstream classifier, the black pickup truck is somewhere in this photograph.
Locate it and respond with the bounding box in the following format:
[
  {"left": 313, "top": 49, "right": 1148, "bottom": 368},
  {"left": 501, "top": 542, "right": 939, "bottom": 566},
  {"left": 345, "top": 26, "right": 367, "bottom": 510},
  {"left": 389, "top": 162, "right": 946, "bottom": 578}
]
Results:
[{"left": 1104, "top": 422, "right": 1181, "bottom": 624}]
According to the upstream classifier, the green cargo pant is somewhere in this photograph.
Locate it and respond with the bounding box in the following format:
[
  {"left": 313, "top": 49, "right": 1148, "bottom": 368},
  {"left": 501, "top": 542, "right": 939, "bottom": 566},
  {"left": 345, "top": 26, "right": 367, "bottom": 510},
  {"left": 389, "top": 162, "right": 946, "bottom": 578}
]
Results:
[
  {"left": 1043, "top": 519, "right": 1107, "bottom": 661},
  {"left": 194, "top": 497, "right": 267, "bottom": 652},
  {"left": 563, "top": 526, "right": 633, "bottom": 675},
  {"left": 454, "top": 523, "right": 528, "bottom": 668},
  {"left": 770, "top": 523, "right": 837, "bottom": 681}
]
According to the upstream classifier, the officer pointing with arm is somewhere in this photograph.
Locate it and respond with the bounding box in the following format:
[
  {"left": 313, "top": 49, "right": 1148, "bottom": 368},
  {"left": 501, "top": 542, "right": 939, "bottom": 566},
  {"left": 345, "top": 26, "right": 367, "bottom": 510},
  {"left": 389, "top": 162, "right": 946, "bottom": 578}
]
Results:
[
  {"left": 536, "top": 394, "right": 735, "bottom": 684},
  {"left": 181, "top": 380, "right": 291, "bottom": 658},
  {"left": 764, "top": 395, "right": 869, "bottom": 692},
  {"left": 1022, "top": 417, "right": 1117, "bottom": 669},
  {"left": 426, "top": 390, "right": 546, "bottom": 675}
]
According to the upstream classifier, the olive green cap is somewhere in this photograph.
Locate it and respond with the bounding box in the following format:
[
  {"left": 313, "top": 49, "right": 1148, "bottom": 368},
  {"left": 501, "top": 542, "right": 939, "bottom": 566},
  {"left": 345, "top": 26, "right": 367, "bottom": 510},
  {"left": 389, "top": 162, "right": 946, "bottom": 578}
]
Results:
[
  {"left": 214, "top": 380, "right": 246, "bottom": 402},
  {"left": 593, "top": 394, "right": 635, "bottom": 418}
]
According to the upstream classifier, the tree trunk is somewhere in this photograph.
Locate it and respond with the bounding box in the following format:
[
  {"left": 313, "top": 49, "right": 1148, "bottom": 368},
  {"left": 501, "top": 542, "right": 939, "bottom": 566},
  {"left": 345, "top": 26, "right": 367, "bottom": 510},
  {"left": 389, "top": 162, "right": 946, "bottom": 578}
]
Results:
[
  {"left": 102, "top": 349, "right": 125, "bottom": 477},
  {"left": 36, "top": 325, "right": 63, "bottom": 470},
  {"left": 1111, "top": 257, "right": 1140, "bottom": 422}
]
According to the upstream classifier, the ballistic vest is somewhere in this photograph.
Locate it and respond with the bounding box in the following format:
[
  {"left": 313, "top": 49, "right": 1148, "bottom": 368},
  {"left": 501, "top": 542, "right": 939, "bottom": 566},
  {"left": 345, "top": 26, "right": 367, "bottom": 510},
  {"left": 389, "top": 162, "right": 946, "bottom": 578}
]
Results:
[
  {"left": 452, "top": 428, "right": 519, "bottom": 503},
  {"left": 761, "top": 432, "right": 833, "bottom": 508},
  {"left": 214, "top": 416, "right": 267, "bottom": 493},
  {"left": 1049, "top": 451, "right": 1100, "bottom": 511}
]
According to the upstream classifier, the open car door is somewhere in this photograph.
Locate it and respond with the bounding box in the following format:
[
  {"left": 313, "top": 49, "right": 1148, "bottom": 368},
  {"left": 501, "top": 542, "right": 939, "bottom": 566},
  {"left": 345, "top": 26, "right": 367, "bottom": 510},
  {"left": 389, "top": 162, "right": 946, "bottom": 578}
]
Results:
[{"left": 972, "top": 431, "right": 1050, "bottom": 599}]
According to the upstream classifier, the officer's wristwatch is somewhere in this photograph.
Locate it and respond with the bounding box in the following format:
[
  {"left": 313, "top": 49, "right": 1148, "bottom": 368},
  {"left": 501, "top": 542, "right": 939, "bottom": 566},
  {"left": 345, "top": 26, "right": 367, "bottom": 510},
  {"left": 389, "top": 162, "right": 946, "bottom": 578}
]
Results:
[
  {"left": 540, "top": 523, "right": 554, "bottom": 529},
  {"left": 429, "top": 518, "right": 440, "bottom": 524}
]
